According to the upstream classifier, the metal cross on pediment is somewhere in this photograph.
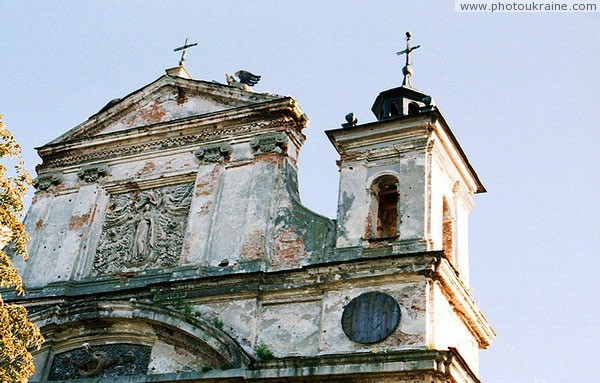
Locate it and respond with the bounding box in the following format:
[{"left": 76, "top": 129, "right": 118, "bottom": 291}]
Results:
[
  {"left": 396, "top": 32, "right": 420, "bottom": 87},
  {"left": 174, "top": 38, "right": 198, "bottom": 66}
]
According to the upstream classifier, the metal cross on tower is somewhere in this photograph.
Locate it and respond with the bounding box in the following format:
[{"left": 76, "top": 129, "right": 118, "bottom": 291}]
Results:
[
  {"left": 174, "top": 38, "right": 198, "bottom": 66},
  {"left": 396, "top": 32, "right": 421, "bottom": 87}
]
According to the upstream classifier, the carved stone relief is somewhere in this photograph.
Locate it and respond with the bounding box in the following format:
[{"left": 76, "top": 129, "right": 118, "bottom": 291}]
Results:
[
  {"left": 92, "top": 183, "right": 193, "bottom": 275},
  {"left": 78, "top": 163, "right": 110, "bottom": 183},
  {"left": 250, "top": 132, "right": 288, "bottom": 154},
  {"left": 48, "top": 343, "right": 151, "bottom": 380},
  {"left": 195, "top": 142, "right": 233, "bottom": 163},
  {"left": 33, "top": 172, "right": 63, "bottom": 190}
]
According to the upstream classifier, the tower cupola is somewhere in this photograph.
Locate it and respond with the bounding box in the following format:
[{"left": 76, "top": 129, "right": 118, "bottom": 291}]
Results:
[{"left": 371, "top": 32, "right": 436, "bottom": 120}]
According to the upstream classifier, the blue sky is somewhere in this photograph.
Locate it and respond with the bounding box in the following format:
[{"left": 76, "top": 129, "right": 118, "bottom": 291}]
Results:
[{"left": 1, "top": 1, "right": 598, "bottom": 381}]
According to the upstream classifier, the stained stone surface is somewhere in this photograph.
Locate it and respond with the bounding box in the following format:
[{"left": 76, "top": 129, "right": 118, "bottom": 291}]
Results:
[
  {"left": 93, "top": 183, "right": 193, "bottom": 275},
  {"left": 48, "top": 344, "right": 151, "bottom": 380}
]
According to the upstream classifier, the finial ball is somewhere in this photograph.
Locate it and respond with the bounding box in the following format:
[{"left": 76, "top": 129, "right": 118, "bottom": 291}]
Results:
[{"left": 406, "top": 31, "right": 412, "bottom": 38}]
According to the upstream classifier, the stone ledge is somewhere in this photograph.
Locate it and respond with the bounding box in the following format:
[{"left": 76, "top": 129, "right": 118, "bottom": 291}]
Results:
[
  {"left": 33, "top": 349, "right": 479, "bottom": 383},
  {"left": 7, "top": 252, "right": 441, "bottom": 301}
]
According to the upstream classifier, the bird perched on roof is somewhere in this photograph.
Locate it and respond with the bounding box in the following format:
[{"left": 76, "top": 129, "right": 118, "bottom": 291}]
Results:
[{"left": 235, "top": 70, "right": 261, "bottom": 86}]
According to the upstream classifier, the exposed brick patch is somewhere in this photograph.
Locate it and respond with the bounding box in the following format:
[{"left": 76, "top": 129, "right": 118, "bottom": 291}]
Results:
[
  {"left": 35, "top": 219, "right": 44, "bottom": 230},
  {"left": 68, "top": 212, "right": 91, "bottom": 230},
  {"left": 241, "top": 229, "right": 265, "bottom": 261},
  {"left": 124, "top": 100, "right": 167, "bottom": 127},
  {"left": 364, "top": 211, "right": 373, "bottom": 239},
  {"left": 136, "top": 161, "right": 156, "bottom": 176},
  {"left": 198, "top": 201, "right": 212, "bottom": 216},
  {"left": 195, "top": 165, "right": 221, "bottom": 198},
  {"left": 256, "top": 153, "right": 284, "bottom": 166},
  {"left": 175, "top": 87, "right": 188, "bottom": 105},
  {"left": 442, "top": 220, "right": 453, "bottom": 259},
  {"left": 271, "top": 227, "right": 306, "bottom": 269}
]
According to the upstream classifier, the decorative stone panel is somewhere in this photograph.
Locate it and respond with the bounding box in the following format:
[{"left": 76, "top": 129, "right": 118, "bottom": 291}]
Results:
[
  {"left": 341, "top": 292, "right": 401, "bottom": 344},
  {"left": 92, "top": 183, "right": 193, "bottom": 275},
  {"left": 48, "top": 343, "right": 151, "bottom": 380},
  {"left": 77, "top": 163, "right": 109, "bottom": 183},
  {"left": 250, "top": 132, "right": 288, "bottom": 154},
  {"left": 33, "top": 172, "right": 63, "bottom": 190},
  {"left": 194, "top": 143, "right": 233, "bottom": 163}
]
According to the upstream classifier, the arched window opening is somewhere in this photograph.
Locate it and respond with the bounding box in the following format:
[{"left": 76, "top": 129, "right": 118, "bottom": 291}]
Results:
[
  {"left": 442, "top": 198, "right": 454, "bottom": 261},
  {"left": 369, "top": 175, "right": 399, "bottom": 239},
  {"left": 408, "top": 101, "right": 420, "bottom": 115},
  {"left": 389, "top": 100, "right": 400, "bottom": 117}
]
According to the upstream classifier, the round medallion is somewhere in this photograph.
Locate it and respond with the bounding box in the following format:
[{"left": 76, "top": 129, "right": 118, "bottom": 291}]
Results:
[{"left": 341, "top": 291, "right": 401, "bottom": 344}]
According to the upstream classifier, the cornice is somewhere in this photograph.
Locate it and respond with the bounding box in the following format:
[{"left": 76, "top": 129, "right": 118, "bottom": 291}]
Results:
[
  {"left": 252, "top": 348, "right": 480, "bottom": 382},
  {"left": 326, "top": 110, "right": 485, "bottom": 194},
  {"left": 433, "top": 257, "right": 497, "bottom": 348},
  {"left": 10, "top": 250, "right": 494, "bottom": 349},
  {"left": 7, "top": 252, "right": 440, "bottom": 302},
  {"left": 430, "top": 122, "right": 482, "bottom": 197},
  {"left": 36, "top": 98, "right": 306, "bottom": 172},
  {"left": 327, "top": 116, "right": 432, "bottom": 155}
]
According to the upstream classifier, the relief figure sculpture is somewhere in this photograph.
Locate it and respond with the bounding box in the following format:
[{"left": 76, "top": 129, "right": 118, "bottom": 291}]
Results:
[
  {"left": 93, "top": 183, "right": 193, "bottom": 275},
  {"left": 129, "top": 196, "right": 158, "bottom": 267}
]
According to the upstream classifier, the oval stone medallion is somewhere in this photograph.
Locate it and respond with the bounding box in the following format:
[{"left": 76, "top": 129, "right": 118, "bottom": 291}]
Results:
[{"left": 341, "top": 291, "right": 400, "bottom": 344}]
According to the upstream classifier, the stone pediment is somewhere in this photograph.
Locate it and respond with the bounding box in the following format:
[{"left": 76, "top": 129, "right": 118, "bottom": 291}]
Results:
[{"left": 47, "top": 74, "right": 283, "bottom": 145}]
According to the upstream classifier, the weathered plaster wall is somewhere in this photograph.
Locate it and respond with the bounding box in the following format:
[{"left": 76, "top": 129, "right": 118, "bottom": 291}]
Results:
[
  {"left": 430, "top": 281, "right": 479, "bottom": 375},
  {"left": 194, "top": 298, "right": 258, "bottom": 355},
  {"left": 183, "top": 162, "right": 223, "bottom": 265},
  {"left": 336, "top": 165, "right": 369, "bottom": 248},
  {"left": 396, "top": 153, "right": 427, "bottom": 244},
  {"left": 149, "top": 340, "right": 206, "bottom": 374},
  {"left": 105, "top": 91, "right": 230, "bottom": 134},
  {"left": 429, "top": 155, "right": 455, "bottom": 253},
  {"left": 259, "top": 299, "right": 322, "bottom": 356},
  {"left": 455, "top": 199, "right": 471, "bottom": 284},
  {"left": 319, "top": 279, "right": 428, "bottom": 355},
  {"left": 19, "top": 83, "right": 328, "bottom": 286},
  {"left": 429, "top": 139, "right": 475, "bottom": 283},
  {"left": 335, "top": 149, "right": 428, "bottom": 251},
  {"left": 20, "top": 192, "right": 77, "bottom": 286},
  {"left": 176, "top": 270, "right": 431, "bottom": 362},
  {"left": 182, "top": 279, "right": 429, "bottom": 361}
]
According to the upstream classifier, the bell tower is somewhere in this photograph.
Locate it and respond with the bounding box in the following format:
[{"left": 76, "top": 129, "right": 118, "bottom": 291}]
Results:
[
  {"left": 323, "top": 34, "right": 494, "bottom": 381},
  {"left": 327, "top": 32, "right": 484, "bottom": 284}
]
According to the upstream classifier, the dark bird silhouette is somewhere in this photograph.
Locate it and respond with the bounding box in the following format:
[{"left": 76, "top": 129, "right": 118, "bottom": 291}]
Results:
[{"left": 235, "top": 70, "right": 261, "bottom": 86}]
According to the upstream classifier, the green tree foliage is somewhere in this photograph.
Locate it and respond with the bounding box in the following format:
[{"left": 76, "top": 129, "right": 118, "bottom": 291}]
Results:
[{"left": 0, "top": 115, "right": 44, "bottom": 382}]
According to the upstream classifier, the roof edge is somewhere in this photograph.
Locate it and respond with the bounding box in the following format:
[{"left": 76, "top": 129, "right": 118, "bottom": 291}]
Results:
[{"left": 44, "top": 74, "right": 286, "bottom": 147}]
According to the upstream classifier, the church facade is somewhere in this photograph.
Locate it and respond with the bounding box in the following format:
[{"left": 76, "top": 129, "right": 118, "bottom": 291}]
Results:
[{"left": 10, "top": 57, "right": 495, "bottom": 382}]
